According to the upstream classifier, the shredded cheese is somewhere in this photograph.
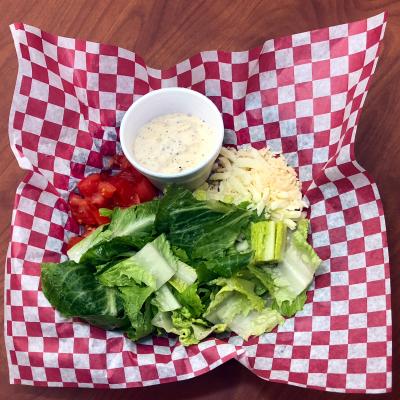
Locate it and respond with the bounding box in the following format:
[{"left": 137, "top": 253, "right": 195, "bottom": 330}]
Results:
[{"left": 198, "top": 146, "right": 307, "bottom": 229}]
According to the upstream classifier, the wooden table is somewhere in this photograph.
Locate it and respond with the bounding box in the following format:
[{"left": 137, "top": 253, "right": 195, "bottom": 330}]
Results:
[{"left": 0, "top": 0, "right": 398, "bottom": 399}]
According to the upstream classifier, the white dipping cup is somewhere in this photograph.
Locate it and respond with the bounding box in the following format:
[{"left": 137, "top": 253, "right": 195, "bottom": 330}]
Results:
[{"left": 120, "top": 87, "right": 224, "bottom": 190}]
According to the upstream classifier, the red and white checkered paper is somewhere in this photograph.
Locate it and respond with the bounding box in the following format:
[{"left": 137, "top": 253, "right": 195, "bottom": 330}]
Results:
[{"left": 5, "top": 13, "right": 391, "bottom": 393}]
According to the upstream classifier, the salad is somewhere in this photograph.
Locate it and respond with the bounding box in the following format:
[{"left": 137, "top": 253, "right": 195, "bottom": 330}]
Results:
[{"left": 41, "top": 148, "right": 321, "bottom": 346}]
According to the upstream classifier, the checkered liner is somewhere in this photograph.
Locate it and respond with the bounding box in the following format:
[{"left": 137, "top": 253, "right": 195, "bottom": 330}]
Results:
[{"left": 5, "top": 13, "right": 391, "bottom": 393}]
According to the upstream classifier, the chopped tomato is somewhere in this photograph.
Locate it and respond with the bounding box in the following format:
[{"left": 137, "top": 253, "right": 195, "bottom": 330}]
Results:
[
  {"left": 98, "top": 181, "right": 117, "bottom": 198},
  {"left": 94, "top": 211, "right": 110, "bottom": 225},
  {"left": 77, "top": 173, "right": 101, "bottom": 197},
  {"left": 67, "top": 236, "right": 85, "bottom": 250},
  {"left": 69, "top": 155, "right": 157, "bottom": 228},
  {"left": 69, "top": 193, "right": 110, "bottom": 226},
  {"left": 90, "top": 192, "right": 108, "bottom": 208},
  {"left": 108, "top": 175, "right": 141, "bottom": 207},
  {"left": 134, "top": 176, "right": 157, "bottom": 202},
  {"left": 69, "top": 193, "right": 97, "bottom": 226}
]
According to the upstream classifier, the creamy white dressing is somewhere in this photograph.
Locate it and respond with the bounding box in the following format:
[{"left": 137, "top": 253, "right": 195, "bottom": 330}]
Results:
[{"left": 133, "top": 113, "right": 215, "bottom": 174}]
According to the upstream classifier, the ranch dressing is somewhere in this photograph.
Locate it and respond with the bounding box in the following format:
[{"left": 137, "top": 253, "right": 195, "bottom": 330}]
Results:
[{"left": 133, "top": 113, "right": 215, "bottom": 174}]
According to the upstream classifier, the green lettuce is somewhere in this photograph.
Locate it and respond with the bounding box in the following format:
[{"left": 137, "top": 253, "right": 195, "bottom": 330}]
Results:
[
  {"left": 152, "top": 308, "right": 225, "bottom": 346},
  {"left": 202, "top": 276, "right": 283, "bottom": 339},
  {"left": 251, "top": 220, "right": 287, "bottom": 263},
  {"left": 117, "top": 285, "right": 155, "bottom": 340},
  {"left": 175, "top": 284, "right": 204, "bottom": 318},
  {"left": 155, "top": 186, "right": 253, "bottom": 260},
  {"left": 228, "top": 308, "right": 284, "bottom": 340},
  {"left": 151, "top": 284, "right": 181, "bottom": 312},
  {"left": 80, "top": 238, "right": 135, "bottom": 266},
  {"left": 272, "top": 290, "right": 308, "bottom": 317},
  {"left": 97, "top": 256, "right": 157, "bottom": 289},
  {"left": 67, "top": 200, "right": 159, "bottom": 265},
  {"left": 194, "top": 251, "right": 253, "bottom": 281},
  {"left": 168, "top": 260, "right": 197, "bottom": 293},
  {"left": 98, "top": 234, "right": 177, "bottom": 290},
  {"left": 204, "top": 277, "right": 265, "bottom": 325},
  {"left": 247, "top": 219, "right": 321, "bottom": 317},
  {"left": 106, "top": 199, "right": 159, "bottom": 248},
  {"left": 41, "top": 261, "right": 129, "bottom": 330},
  {"left": 67, "top": 225, "right": 109, "bottom": 263}
]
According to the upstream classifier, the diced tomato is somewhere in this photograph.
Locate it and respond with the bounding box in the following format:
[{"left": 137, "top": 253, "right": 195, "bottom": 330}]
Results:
[
  {"left": 90, "top": 192, "right": 108, "bottom": 208},
  {"left": 94, "top": 211, "right": 110, "bottom": 225},
  {"left": 69, "top": 155, "right": 157, "bottom": 228},
  {"left": 108, "top": 175, "right": 141, "bottom": 207},
  {"left": 134, "top": 176, "right": 157, "bottom": 202},
  {"left": 67, "top": 236, "right": 85, "bottom": 250},
  {"left": 98, "top": 181, "right": 117, "bottom": 198},
  {"left": 69, "top": 193, "right": 97, "bottom": 225},
  {"left": 69, "top": 193, "right": 110, "bottom": 226},
  {"left": 77, "top": 173, "right": 101, "bottom": 197}
]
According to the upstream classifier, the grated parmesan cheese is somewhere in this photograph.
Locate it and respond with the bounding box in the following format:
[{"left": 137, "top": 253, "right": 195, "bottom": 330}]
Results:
[{"left": 196, "top": 146, "right": 308, "bottom": 229}]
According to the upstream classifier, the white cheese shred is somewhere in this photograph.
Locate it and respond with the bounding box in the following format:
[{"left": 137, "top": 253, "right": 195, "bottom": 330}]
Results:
[{"left": 199, "top": 146, "right": 307, "bottom": 229}]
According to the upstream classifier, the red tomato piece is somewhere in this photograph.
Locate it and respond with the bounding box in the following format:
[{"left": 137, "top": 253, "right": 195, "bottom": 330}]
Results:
[
  {"left": 69, "top": 193, "right": 97, "bottom": 225},
  {"left": 134, "top": 176, "right": 157, "bottom": 202},
  {"left": 94, "top": 210, "right": 110, "bottom": 225},
  {"left": 98, "top": 181, "right": 117, "bottom": 198},
  {"left": 67, "top": 236, "right": 84, "bottom": 250},
  {"left": 90, "top": 192, "right": 108, "bottom": 208},
  {"left": 77, "top": 173, "right": 101, "bottom": 197},
  {"left": 69, "top": 193, "right": 109, "bottom": 226},
  {"left": 107, "top": 175, "right": 141, "bottom": 207}
]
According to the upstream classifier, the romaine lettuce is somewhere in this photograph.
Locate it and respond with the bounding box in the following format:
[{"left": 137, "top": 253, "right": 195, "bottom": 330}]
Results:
[
  {"left": 41, "top": 261, "right": 129, "bottom": 330},
  {"left": 67, "top": 200, "right": 159, "bottom": 264},
  {"left": 202, "top": 276, "right": 283, "bottom": 339},
  {"left": 251, "top": 220, "right": 287, "bottom": 263},
  {"left": 151, "top": 284, "right": 181, "bottom": 312},
  {"left": 247, "top": 219, "right": 321, "bottom": 317},
  {"left": 155, "top": 186, "right": 253, "bottom": 260},
  {"left": 98, "top": 234, "right": 177, "bottom": 290}
]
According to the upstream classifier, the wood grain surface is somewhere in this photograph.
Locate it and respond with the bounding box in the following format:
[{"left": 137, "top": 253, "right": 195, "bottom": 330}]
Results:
[{"left": 0, "top": 0, "right": 398, "bottom": 399}]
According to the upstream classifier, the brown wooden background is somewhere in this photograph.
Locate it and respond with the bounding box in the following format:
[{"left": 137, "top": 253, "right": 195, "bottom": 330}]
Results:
[{"left": 0, "top": 1, "right": 398, "bottom": 399}]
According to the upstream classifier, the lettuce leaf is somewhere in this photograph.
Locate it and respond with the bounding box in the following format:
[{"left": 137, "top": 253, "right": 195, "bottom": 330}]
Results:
[
  {"left": 174, "top": 284, "right": 204, "bottom": 318},
  {"left": 67, "top": 225, "right": 109, "bottom": 263},
  {"left": 106, "top": 199, "right": 159, "bottom": 248},
  {"left": 97, "top": 256, "right": 157, "bottom": 289},
  {"left": 67, "top": 200, "right": 159, "bottom": 265},
  {"left": 98, "top": 234, "right": 177, "bottom": 290},
  {"left": 228, "top": 308, "right": 284, "bottom": 340},
  {"left": 155, "top": 186, "right": 253, "bottom": 260},
  {"left": 201, "top": 276, "right": 283, "bottom": 340},
  {"left": 151, "top": 284, "right": 181, "bottom": 312},
  {"left": 124, "top": 300, "right": 154, "bottom": 341},
  {"left": 80, "top": 238, "right": 134, "bottom": 266},
  {"left": 133, "top": 234, "right": 178, "bottom": 289},
  {"left": 152, "top": 308, "right": 225, "bottom": 346},
  {"left": 246, "top": 219, "right": 321, "bottom": 317},
  {"left": 169, "top": 260, "right": 197, "bottom": 293},
  {"left": 194, "top": 251, "right": 253, "bottom": 281},
  {"left": 265, "top": 219, "right": 321, "bottom": 302},
  {"left": 41, "top": 261, "right": 129, "bottom": 330},
  {"left": 272, "top": 290, "right": 307, "bottom": 317},
  {"left": 204, "top": 277, "right": 265, "bottom": 325}
]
